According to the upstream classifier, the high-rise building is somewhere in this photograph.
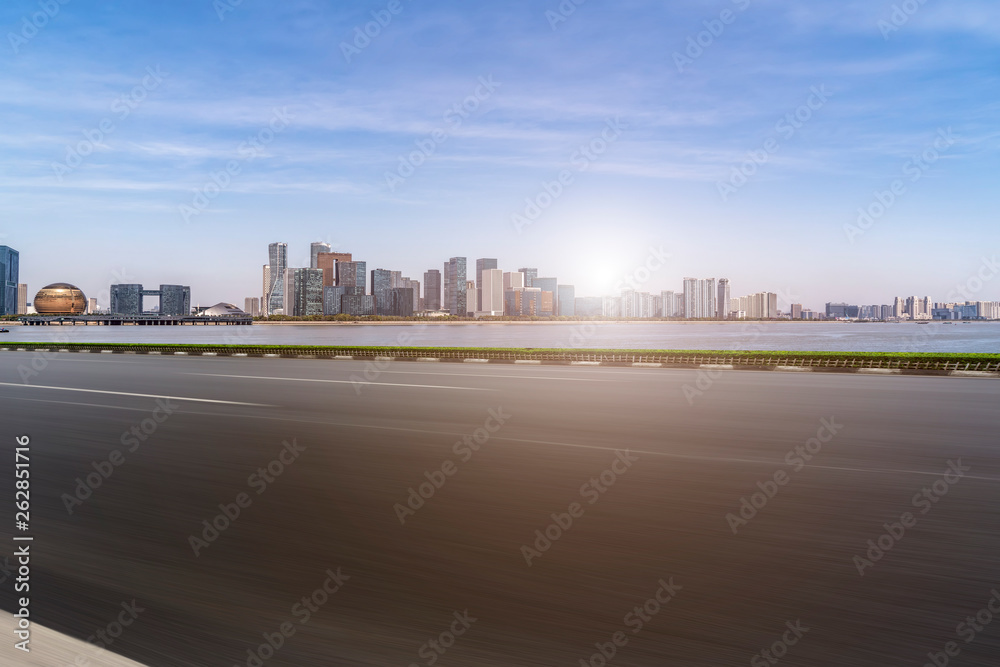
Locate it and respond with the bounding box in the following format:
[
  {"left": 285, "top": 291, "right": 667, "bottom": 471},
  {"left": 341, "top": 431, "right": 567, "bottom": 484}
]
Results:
[
  {"left": 341, "top": 293, "right": 376, "bottom": 316},
  {"left": 283, "top": 268, "right": 324, "bottom": 317},
  {"left": 265, "top": 242, "right": 288, "bottom": 315},
  {"left": 110, "top": 284, "right": 143, "bottom": 315},
  {"left": 424, "top": 270, "right": 442, "bottom": 311},
  {"left": 479, "top": 269, "right": 503, "bottom": 315},
  {"left": 661, "top": 290, "right": 679, "bottom": 317},
  {"left": 532, "top": 277, "right": 558, "bottom": 315},
  {"left": 505, "top": 287, "right": 542, "bottom": 316},
  {"left": 317, "top": 252, "right": 353, "bottom": 288},
  {"left": 0, "top": 246, "right": 19, "bottom": 316},
  {"left": 475, "top": 259, "right": 498, "bottom": 311},
  {"left": 87, "top": 297, "right": 98, "bottom": 314},
  {"left": 790, "top": 303, "right": 803, "bottom": 319},
  {"left": 371, "top": 268, "right": 397, "bottom": 316},
  {"left": 503, "top": 271, "right": 525, "bottom": 290},
  {"left": 518, "top": 267, "right": 538, "bottom": 288},
  {"left": 465, "top": 280, "right": 476, "bottom": 317},
  {"left": 557, "top": 285, "right": 575, "bottom": 316},
  {"left": 159, "top": 285, "right": 191, "bottom": 316},
  {"left": 310, "top": 242, "right": 332, "bottom": 269},
  {"left": 602, "top": 295, "right": 621, "bottom": 318},
  {"left": 244, "top": 297, "right": 261, "bottom": 317},
  {"left": 445, "top": 257, "right": 467, "bottom": 316},
  {"left": 336, "top": 261, "right": 366, "bottom": 292},
  {"left": 385, "top": 287, "right": 415, "bottom": 317},
  {"left": 683, "top": 278, "right": 717, "bottom": 319},
  {"left": 717, "top": 278, "right": 731, "bottom": 320},
  {"left": 17, "top": 283, "right": 28, "bottom": 315},
  {"left": 401, "top": 278, "right": 421, "bottom": 312},
  {"left": 733, "top": 292, "right": 779, "bottom": 319},
  {"left": 825, "top": 302, "right": 860, "bottom": 319}
]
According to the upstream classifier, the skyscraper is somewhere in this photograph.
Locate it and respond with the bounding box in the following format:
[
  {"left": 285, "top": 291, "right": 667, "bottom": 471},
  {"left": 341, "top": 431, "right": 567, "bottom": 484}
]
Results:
[
  {"left": 87, "top": 297, "right": 98, "bottom": 314},
  {"left": 717, "top": 278, "right": 731, "bottom": 320},
  {"left": 475, "top": 258, "right": 498, "bottom": 311},
  {"left": 317, "top": 252, "right": 353, "bottom": 288},
  {"left": 283, "top": 268, "right": 324, "bottom": 316},
  {"left": 337, "top": 261, "right": 366, "bottom": 292},
  {"left": 371, "top": 268, "right": 396, "bottom": 315},
  {"left": 0, "top": 246, "right": 19, "bottom": 316},
  {"left": 445, "top": 257, "right": 467, "bottom": 316},
  {"left": 424, "top": 270, "right": 441, "bottom": 311},
  {"left": 244, "top": 297, "right": 261, "bottom": 317},
  {"left": 310, "top": 242, "right": 332, "bottom": 269},
  {"left": 266, "top": 242, "right": 288, "bottom": 315},
  {"left": 17, "top": 283, "right": 27, "bottom": 315},
  {"left": 518, "top": 267, "right": 538, "bottom": 288},
  {"left": 479, "top": 269, "right": 503, "bottom": 315}
]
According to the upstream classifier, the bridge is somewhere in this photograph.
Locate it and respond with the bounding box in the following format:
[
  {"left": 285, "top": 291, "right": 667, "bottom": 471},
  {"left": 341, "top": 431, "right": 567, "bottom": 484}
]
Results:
[{"left": 17, "top": 314, "right": 253, "bottom": 326}]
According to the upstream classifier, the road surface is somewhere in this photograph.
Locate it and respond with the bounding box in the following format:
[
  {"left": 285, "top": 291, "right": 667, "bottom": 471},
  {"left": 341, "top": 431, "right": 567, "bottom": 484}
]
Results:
[{"left": 0, "top": 352, "right": 998, "bottom": 666}]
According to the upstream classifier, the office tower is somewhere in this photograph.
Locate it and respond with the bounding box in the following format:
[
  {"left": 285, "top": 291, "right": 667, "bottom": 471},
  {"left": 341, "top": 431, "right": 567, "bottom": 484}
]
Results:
[
  {"left": 424, "top": 270, "right": 442, "bottom": 311},
  {"left": 336, "top": 261, "right": 366, "bottom": 292},
  {"left": 266, "top": 242, "right": 288, "bottom": 316},
  {"left": 717, "top": 278, "right": 731, "bottom": 320},
  {"left": 556, "top": 285, "right": 575, "bottom": 317},
  {"left": 385, "top": 287, "right": 415, "bottom": 317},
  {"left": 262, "top": 265, "right": 270, "bottom": 314},
  {"left": 475, "top": 258, "right": 498, "bottom": 311},
  {"left": 518, "top": 267, "right": 538, "bottom": 288},
  {"left": 0, "top": 246, "right": 19, "bottom": 316},
  {"left": 682, "top": 278, "right": 716, "bottom": 319},
  {"left": 282, "top": 268, "right": 324, "bottom": 317},
  {"left": 503, "top": 271, "right": 525, "bottom": 291},
  {"left": 323, "top": 286, "right": 345, "bottom": 315},
  {"left": 341, "top": 293, "right": 376, "bottom": 316},
  {"left": 160, "top": 285, "right": 191, "bottom": 316},
  {"left": 110, "top": 284, "right": 143, "bottom": 315},
  {"left": 317, "top": 252, "right": 353, "bottom": 288},
  {"left": 310, "top": 242, "right": 332, "bottom": 269},
  {"left": 401, "top": 278, "right": 420, "bottom": 311},
  {"left": 825, "top": 303, "right": 860, "bottom": 319},
  {"left": 17, "top": 283, "right": 27, "bottom": 315},
  {"left": 505, "top": 287, "right": 542, "bottom": 316},
  {"left": 465, "top": 281, "right": 476, "bottom": 317},
  {"left": 575, "top": 296, "right": 602, "bottom": 318},
  {"left": 790, "top": 303, "right": 803, "bottom": 319},
  {"left": 479, "top": 269, "right": 504, "bottom": 315},
  {"left": 532, "top": 277, "right": 558, "bottom": 315},
  {"left": 445, "top": 257, "right": 467, "bottom": 316},
  {"left": 880, "top": 304, "right": 893, "bottom": 320},
  {"left": 87, "top": 297, "right": 98, "bottom": 314},
  {"left": 244, "top": 297, "right": 261, "bottom": 317},
  {"left": 371, "top": 268, "right": 396, "bottom": 315}
]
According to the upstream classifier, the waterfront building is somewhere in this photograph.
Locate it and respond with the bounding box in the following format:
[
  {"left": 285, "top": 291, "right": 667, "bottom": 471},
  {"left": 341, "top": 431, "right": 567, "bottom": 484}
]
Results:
[
  {"left": 17, "top": 283, "right": 27, "bottom": 315},
  {"left": 503, "top": 271, "right": 525, "bottom": 290},
  {"left": 683, "top": 278, "right": 716, "bottom": 319},
  {"left": 533, "top": 277, "right": 558, "bottom": 315},
  {"left": 557, "top": 285, "right": 575, "bottom": 316},
  {"left": 475, "top": 258, "right": 498, "bottom": 311},
  {"left": 717, "top": 278, "right": 731, "bottom": 320},
  {"left": 518, "top": 267, "right": 538, "bottom": 288},
  {"left": 317, "top": 252, "right": 353, "bottom": 288},
  {"left": 110, "top": 284, "right": 143, "bottom": 315},
  {"left": 0, "top": 246, "right": 19, "bottom": 316},
  {"left": 479, "top": 269, "right": 504, "bottom": 315},
  {"left": 444, "top": 257, "right": 467, "bottom": 316},
  {"left": 283, "top": 268, "right": 324, "bottom": 316},
  {"left": 310, "top": 242, "right": 331, "bottom": 269},
  {"left": 265, "top": 242, "right": 287, "bottom": 316},
  {"left": 424, "top": 270, "right": 442, "bottom": 311},
  {"left": 244, "top": 297, "right": 260, "bottom": 317},
  {"left": 160, "top": 285, "right": 191, "bottom": 316}
]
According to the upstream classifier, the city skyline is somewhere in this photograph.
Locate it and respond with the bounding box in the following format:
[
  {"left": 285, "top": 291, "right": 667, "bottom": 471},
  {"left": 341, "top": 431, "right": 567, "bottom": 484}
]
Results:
[{"left": 3, "top": 2, "right": 999, "bottom": 307}]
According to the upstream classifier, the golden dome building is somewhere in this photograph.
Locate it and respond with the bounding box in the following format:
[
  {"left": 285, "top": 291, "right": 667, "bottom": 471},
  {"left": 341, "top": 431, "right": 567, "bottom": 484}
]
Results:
[{"left": 33, "top": 283, "right": 87, "bottom": 315}]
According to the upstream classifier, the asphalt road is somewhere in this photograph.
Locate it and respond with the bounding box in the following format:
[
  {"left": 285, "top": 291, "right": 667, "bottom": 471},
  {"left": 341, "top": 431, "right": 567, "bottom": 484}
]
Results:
[{"left": 0, "top": 352, "right": 998, "bottom": 666}]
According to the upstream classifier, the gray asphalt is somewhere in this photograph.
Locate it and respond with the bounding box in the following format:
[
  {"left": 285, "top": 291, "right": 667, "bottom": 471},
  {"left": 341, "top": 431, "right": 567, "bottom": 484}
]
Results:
[{"left": 1, "top": 352, "right": 999, "bottom": 666}]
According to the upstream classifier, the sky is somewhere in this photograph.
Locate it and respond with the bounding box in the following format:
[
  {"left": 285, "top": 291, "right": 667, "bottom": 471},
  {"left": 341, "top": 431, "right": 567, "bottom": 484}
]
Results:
[{"left": 2, "top": 0, "right": 999, "bottom": 310}]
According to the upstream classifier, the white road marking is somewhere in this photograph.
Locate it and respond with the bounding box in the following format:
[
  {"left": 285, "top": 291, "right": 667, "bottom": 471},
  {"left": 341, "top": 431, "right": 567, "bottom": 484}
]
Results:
[
  {"left": 185, "top": 373, "right": 491, "bottom": 391},
  {"left": 0, "top": 381, "right": 269, "bottom": 406}
]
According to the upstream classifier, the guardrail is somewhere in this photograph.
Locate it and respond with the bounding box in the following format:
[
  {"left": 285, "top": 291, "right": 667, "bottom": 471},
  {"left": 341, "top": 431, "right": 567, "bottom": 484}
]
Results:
[{"left": 2, "top": 344, "right": 999, "bottom": 372}]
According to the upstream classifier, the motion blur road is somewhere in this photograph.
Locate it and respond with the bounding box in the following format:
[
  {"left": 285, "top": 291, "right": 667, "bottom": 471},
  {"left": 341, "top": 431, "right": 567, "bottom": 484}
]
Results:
[{"left": 1, "top": 352, "right": 998, "bottom": 666}]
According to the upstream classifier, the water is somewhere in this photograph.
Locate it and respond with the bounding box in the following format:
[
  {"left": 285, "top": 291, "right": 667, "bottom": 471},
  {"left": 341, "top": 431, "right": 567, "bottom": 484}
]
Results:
[{"left": 3, "top": 321, "right": 999, "bottom": 352}]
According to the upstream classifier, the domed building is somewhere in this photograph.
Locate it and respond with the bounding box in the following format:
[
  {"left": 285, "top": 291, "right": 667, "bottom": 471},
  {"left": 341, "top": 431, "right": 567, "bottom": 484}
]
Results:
[
  {"left": 200, "top": 303, "right": 248, "bottom": 317},
  {"left": 34, "top": 283, "right": 87, "bottom": 315}
]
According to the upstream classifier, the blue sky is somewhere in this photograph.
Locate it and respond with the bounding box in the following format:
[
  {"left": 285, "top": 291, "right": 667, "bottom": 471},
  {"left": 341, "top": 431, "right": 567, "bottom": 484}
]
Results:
[{"left": 2, "top": 0, "right": 999, "bottom": 309}]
